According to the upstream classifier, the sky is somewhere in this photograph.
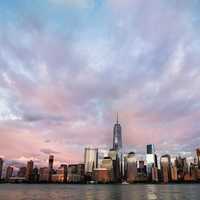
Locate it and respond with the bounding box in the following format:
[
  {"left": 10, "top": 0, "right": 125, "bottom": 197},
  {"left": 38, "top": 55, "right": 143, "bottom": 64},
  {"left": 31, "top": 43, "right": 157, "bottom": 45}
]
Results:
[{"left": 0, "top": 0, "right": 200, "bottom": 167}]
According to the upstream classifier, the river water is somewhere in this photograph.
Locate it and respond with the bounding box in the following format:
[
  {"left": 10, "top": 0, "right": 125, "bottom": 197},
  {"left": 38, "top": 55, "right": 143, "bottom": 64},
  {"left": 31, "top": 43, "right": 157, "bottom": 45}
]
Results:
[{"left": 0, "top": 184, "right": 199, "bottom": 200}]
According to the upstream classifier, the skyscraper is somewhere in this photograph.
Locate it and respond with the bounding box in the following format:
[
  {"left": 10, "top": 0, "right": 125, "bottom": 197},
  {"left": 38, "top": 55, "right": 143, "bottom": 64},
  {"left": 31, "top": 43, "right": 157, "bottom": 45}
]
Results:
[
  {"left": 113, "top": 113, "right": 122, "bottom": 151},
  {"left": 160, "top": 154, "right": 171, "bottom": 183},
  {"left": 6, "top": 166, "right": 13, "bottom": 181},
  {"left": 0, "top": 158, "right": 3, "bottom": 180},
  {"left": 26, "top": 160, "right": 34, "bottom": 182},
  {"left": 126, "top": 152, "right": 137, "bottom": 183},
  {"left": 84, "top": 148, "right": 98, "bottom": 174},
  {"left": 146, "top": 144, "right": 157, "bottom": 178},
  {"left": 113, "top": 114, "right": 123, "bottom": 180},
  {"left": 196, "top": 148, "right": 200, "bottom": 168},
  {"left": 48, "top": 155, "right": 54, "bottom": 182}
]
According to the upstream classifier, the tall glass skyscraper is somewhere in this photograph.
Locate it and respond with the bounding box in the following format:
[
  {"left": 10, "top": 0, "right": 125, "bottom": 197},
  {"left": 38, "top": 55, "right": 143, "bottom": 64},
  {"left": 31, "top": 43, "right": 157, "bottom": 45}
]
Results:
[
  {"left": 112, "top": 114, "right": 123, "bottom": 181},
  {"left": 146, "top": 144, "right": 157, "bottom": 178},
  {"left": 113, "top": 113, "right": 122, "bottom": 151}
]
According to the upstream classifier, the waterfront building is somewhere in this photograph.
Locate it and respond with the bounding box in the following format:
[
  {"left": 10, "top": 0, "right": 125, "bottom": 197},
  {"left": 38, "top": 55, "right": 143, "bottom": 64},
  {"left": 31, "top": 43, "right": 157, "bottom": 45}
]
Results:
[
  {"left": 17, "top": 167, "right": 27, "bottom": 177},
  {"left": 175, "top": 156, "right": 188, "bottom": 181},
  {"left": 67, "top": 164, "right": 84, "bottom": 183},
  {"left": 0, "top": 158, "right": 3, "bottom": 180},
  {"left": 146, "top": 144, "right": 157, "bottom": 179},
  {"left": 6, "top": 166, "right": 13, "bottom": 181},
  {"left": 138, "top": 160, "right": 146, "bottom": 174},
  {"left": 52, "top": 165, "right": 68, "bottom": 183},
  {"left": 32, "top": 167, "right": 39, "bottom": 182},
  {"left": 84, "top": 148, "right": 98, "bottom": 174},
  {"left": 196, "top": 149, "right": 200, "bottom": 168},
  {"left": 39, "top": 167, "right": 49, "bottom": 182},
  {"left": 26, "top": 160, "right": 34, "bottom": 182},
  {"left": 160, "top": 154, "right": 171, "bottom": 183},
  {"left": 108, "top": 149, "right": 121, "bottom": 182},
  {"left": 113, "top": 113, "right": 122, "bottom": 151},
  {"left": 48, "top": 155, "right": 54, "bottom": 182},
  {"left": 101, "top": 157, "right": 113, "bottom": 181},
  {"left": 126, "top": 152, "right": 137, "bottom": 183},
  {"left": 171, "top": 165, "right": 178, "bottom": 181},
  {"left": 97, "top": 149, "right": 109, "bottom": 167},
  {"left": 112, "top": 114, "right": 123, "bottom": 179},
  {"left": 93, "top": 168, "right": 111, "bottom": 183},
  {"left": 151, "top": 165, "right": 158, "bottom": 182}
]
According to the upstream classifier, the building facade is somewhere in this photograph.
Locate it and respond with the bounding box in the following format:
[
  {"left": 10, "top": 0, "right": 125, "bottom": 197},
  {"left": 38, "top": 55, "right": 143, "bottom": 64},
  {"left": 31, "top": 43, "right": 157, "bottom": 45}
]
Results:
[
  {"left": 84, "top": 148, "right": 98, "bottom": 174},
  {"left": 0, "top": 158, "right": 3, "bottom": 180}
]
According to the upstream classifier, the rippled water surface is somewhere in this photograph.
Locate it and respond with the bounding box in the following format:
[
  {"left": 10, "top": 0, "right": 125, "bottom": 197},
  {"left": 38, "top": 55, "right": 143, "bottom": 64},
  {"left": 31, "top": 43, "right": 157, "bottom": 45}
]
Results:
[{"left": 0, "top": 184, "right": 199, "bottom": 200}]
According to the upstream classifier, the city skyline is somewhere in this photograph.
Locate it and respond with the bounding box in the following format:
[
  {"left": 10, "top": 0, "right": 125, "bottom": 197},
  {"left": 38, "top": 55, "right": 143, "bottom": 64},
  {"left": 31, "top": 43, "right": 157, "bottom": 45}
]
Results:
[{"left": 1, "top": 0, "right": 200, "bottom": 167}]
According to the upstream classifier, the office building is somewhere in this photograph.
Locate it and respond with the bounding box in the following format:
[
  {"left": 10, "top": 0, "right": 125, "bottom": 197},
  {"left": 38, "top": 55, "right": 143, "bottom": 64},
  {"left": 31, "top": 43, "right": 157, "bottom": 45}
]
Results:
[
  {"left": 48, "top": 155, "right": 54, "bottom": 182},
  {"left": 52, "top": 164, "right": 68, "bottom": 183},
  {"left": 171, "top": 165, "right": 178, "bottom": 181},
  {"left": 146, "top": 144, "right": 157, "bottom": 178},
  {"left": 160, "top": 154, "right": 171, "bottom": 183},
  {"left": 151, "top": 165, "right": 158, "bottom": 182},
  {"left": 84, "top": 148, "right": 98, "bottom": 174},
  {"left": 113, "top": 113, "right": 122, "bottom": 151},
  {"left": 39, "top": 167, "right": 49, "bottom": 182},
  {"left": 26, "top": 160, "right": 34, "bottom": 182},
  {"left": 101, "top": 157, "right": 113, "bottom": 181},
  {"left": 93, "top": 168, "right": 111, "bottom": 183},
  {"left": 112, "top": 114, "right": 123, "bottom": 180},
  {"left": 6, "top": 166, "right": 13, "bottom": 181},
  {"left": 67, "top": 164, "right": 84, "bottom": 183},
  {"left": 126, "top": 152, "right": 137, "bottom": 183},
  {"left": 17, "top": 167, "right": 27, "bottom": 177},
  {"left": 108, "top": 149, "right": 121, "bottom": 182},
  {"left": 32, "top": 167, "right": 39, "bottom": 182},
  {"left": 175, "top": 156, "right": 188, "bottom": 181},
  {"left": 98, "top": 149, "right": 109, "bottom": 168},
  {"left": 0, "top": 158, "right": 3, "bottom": 180},
  {"left": 196, "top": 149, "right": 200, "bottom": 168}
]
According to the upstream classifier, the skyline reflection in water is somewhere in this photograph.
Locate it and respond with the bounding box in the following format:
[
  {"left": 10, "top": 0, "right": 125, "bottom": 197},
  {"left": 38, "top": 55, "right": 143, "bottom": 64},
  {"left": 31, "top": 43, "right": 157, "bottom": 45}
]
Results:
[{"left": 0, "top": 184, "right": 199, "bottom": 200}]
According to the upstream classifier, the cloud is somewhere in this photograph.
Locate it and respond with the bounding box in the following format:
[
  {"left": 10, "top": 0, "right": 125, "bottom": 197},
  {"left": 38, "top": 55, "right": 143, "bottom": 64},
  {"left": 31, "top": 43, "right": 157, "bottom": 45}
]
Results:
[
  {"left": 40, "top": 148, "right": 59, "bottom": 155},
  {"left": 0, "top": 0, "right": 200, "bottom": 166},
  {"left": 48, "top": 0, "right": 94, "bottom": 8}
]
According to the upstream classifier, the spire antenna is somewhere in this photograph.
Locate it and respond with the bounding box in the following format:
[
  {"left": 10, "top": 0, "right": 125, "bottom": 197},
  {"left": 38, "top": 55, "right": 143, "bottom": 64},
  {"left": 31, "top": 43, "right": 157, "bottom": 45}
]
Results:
[{"left": 117, "top": 112, "right": 119, "bottom": 124}]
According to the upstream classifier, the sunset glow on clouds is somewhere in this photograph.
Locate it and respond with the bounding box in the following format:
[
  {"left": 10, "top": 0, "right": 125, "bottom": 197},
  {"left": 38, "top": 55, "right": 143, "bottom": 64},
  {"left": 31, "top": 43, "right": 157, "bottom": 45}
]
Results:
[{"left": 1, "top": 0, "right": 200, "bottom": 166}]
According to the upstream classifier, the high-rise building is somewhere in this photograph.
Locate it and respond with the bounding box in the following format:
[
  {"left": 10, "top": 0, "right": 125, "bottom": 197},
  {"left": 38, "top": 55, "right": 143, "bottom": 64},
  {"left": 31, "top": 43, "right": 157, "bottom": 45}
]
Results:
[
  {"left": 17, "top": 167, "right": 27, "bottom": 177},
  {"left": 52, "top": 164, "right": 68, "bottom": 183},
  {"left": 108, "top": 149, "right": 121, "bottom": 182},
  {"left": 98, "top": 149, "right": 109, "bottom": 167},
  {"left": 93, "top": 168, "right": 111, "bottom": 183},
  {"left": 0, "top": 158, "right": 3, "bottom": 180},
  {"left": 84, "top": 148, "right": 98, "bottom": 174},
  {"left": 39, "top": 167, "right": 49, "bottom": 182},
  {"left": 32, "top": 167, "right": 39, "bottom": 183},
  {"left": 48, "top": 155, "right": 54, "bottom": 182},
  {"left": 175, "top": 156, "right": 188, "bottom": 181},
  {"left": 146, "top": 144, "right": 157, "bottom": 178},
  {"left": 160, "top": 154, "right": 171, "bottom": 183},
  {"left": 67, "top": 164, "right": 84, "bottom": 183},
  {"left": 138, "top": 160, "right": 146, "bottom": 174},
  {"left": 26, "top": 160, "right": 34, "bottom": 182},
  {"left": 6, "top": 166, "right": 13, "bottom": 181},
  {"left": 126, "top": 152, "right": 137, "bottom": 183},
  {"left": 101, "top": 157, "right": 113, "bottom": 181},
  {"left": 113, "top": 113, "right": 122, "bottom": 151},
  {"left": 196, "top": 148, "right": 200, "bottom": 168},
  {"left": 112, "top": 114, "right": 123, "bottom": 180},
  {"left": 171, "top": 165, "right": 178, "bottom": 181},
  {"left": 151, "top": 165, "right": 158, "bottom": 182}
]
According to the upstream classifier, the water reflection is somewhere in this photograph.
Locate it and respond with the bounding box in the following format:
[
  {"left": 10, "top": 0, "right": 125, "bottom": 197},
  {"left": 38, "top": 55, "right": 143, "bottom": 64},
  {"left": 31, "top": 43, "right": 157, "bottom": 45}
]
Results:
[{"left": 0, "top": 184, "right": 199, "bottom": 200}]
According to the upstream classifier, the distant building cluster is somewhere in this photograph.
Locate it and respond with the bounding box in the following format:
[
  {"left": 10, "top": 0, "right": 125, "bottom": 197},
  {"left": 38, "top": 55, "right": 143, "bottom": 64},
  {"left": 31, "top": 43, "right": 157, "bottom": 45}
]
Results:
[{"left": 1, "top": 116, "right": 200, "bottom": 184}]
